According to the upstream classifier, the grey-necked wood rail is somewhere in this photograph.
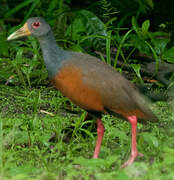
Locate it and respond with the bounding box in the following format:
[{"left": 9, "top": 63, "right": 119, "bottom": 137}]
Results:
[{"left": 7, "top": 17, "right": 157, "bottom": 168}]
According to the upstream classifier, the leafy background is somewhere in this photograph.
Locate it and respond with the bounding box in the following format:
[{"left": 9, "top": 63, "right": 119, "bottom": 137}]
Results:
[{"left": 0, "top": 0, "right": 174, "bottom": 179}]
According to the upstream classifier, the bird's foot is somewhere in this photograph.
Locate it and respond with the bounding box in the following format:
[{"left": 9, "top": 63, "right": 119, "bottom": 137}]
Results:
[{"left": 121, "top": 152, "right": 144, "bottom": 168}]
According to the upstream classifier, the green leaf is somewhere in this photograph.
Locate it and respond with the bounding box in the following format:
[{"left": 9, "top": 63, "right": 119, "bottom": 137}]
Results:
[
  {"left": 145, "top": 0, "right": 154, "bottom": 8},
  {"left": 163, "top": 147, "right": 174, "bottom": 155},
  {"left": 106, "top": 30, "right": 112, "bottom": 65},
  {"left": 65, "top": 17, "right": 86, "bottom": 41},
  {"left": 65, "top": 9, "right": 106, "bottom": 47},
  {"left": 142, "top": 20, "right": 150, "bottom": 32},
  {"left": 141, "top": 132, "right": 159, "bottom": 148},
  {"left": 0, "top": 32, "right": 8, "bottom": 56},
  {"left": 162, "top": 47, "right": 174, "bottom": 63},
  {"left": 116, "top": 171, "right": 131, "bottom": 180},
  {"left": 74, "top": 157, "right": 108, "bottom": 168},
  {"left": 163, "top": 147, "right": 174, "bottom": 165},
  {"left": 78, "top": 10, "right": 107, "bottom": 36},
  {"left": 114, "top": 128, "right": 128, "bottom": 141},
  {"left": 151, "top": 38, "right": 170, "bottom": 55},
  {"left": 4, "top": 0, "right": 34, "bottom": 18},
  {"left": 132, "top": 16, "right": 139, "bottom": 34},
  {"left": 130, "top": 63, "right": 143, "bottom": 84},
  {"left": 130, "top": 35, "right": 150, "bottom": 55}
]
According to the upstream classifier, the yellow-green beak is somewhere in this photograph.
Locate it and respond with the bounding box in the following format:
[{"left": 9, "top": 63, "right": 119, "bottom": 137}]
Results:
[{"left": 7, "top": 23, "right": 31, "bottom": 41}]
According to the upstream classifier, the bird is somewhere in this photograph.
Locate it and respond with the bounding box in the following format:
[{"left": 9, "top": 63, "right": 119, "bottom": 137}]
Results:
[{"left": 7, "top": 17, "right": 158, "bottom": 168}]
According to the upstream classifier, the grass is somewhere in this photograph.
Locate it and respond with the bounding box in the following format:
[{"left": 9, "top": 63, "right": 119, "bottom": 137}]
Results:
[{"left": 0, "top": 83, "right": 174, "bottom": 180}]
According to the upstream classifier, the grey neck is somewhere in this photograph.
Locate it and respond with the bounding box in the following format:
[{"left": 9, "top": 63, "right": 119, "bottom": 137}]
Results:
[{"left": 38, "top": 31, "right": 69, "bottom": 77}]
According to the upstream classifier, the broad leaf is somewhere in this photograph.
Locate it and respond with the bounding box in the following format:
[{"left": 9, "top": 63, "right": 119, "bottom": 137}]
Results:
[
  {"left": 142, "top": 19, "right": 150, "bottom": 33},
  {"left": 162, "top": 47, "right": 174, "bottom": 63},
  {"left": 65, "top": 9, "right": 106, "bottom": 48},
  {"left": 141, "top": 132, "right": 159, "bottom": 148},
  {"left": 151, "top": 38, "right": 170, "bottom": 55}
]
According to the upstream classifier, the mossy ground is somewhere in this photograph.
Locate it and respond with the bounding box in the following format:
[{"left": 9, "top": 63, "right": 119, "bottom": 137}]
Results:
[{"left": 0, "top": 84, "right": 174, "bottom": 180}]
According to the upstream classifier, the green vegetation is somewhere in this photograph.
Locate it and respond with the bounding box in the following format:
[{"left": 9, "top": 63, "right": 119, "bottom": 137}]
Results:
[
  {"left": 0, "top": 0, "right": 174, "bottom": 179},
  {"left": 0, "top": 84, "right": 174, "bottom": 179}
]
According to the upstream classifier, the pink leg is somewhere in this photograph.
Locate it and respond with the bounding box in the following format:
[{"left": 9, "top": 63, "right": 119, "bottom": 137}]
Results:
[
  {"left": 121, "top": 115, "right": 143, "bottom": 168},
  {"left": 93, "top": 119, "right": 105, "bottom": 158}
]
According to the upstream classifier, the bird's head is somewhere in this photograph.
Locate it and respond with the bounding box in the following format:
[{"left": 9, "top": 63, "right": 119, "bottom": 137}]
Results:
[{"left": 7, "top": 17, "right": 51, "bottom": 41}]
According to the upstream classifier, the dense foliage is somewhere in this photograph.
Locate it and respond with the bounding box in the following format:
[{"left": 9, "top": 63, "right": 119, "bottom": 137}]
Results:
[{"left": 0, "top": 0, "right": 174, "bottom": 179}]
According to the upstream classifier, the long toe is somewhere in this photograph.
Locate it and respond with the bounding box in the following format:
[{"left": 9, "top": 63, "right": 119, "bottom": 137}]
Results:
[
  {"left": 138, "top": 152, "right": 144, "bottom": 157},
  {"left": 121, "top": 152, "right": 144, "bottom": 168}
]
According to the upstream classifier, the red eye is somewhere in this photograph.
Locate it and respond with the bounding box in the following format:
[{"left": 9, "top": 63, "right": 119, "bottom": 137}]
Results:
[{"left": 32, "top": 22, "right": 40, "bottom": 29}]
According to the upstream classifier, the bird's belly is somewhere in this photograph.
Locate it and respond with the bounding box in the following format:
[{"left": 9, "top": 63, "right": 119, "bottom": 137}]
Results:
[{"left": 51, "top": 65, "right": 104, "bottom": 111}]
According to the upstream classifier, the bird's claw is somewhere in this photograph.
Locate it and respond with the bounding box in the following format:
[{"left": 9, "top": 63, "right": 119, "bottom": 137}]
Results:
[{"left": 121, "top": 152, "right": 144, "bottom": 168}]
